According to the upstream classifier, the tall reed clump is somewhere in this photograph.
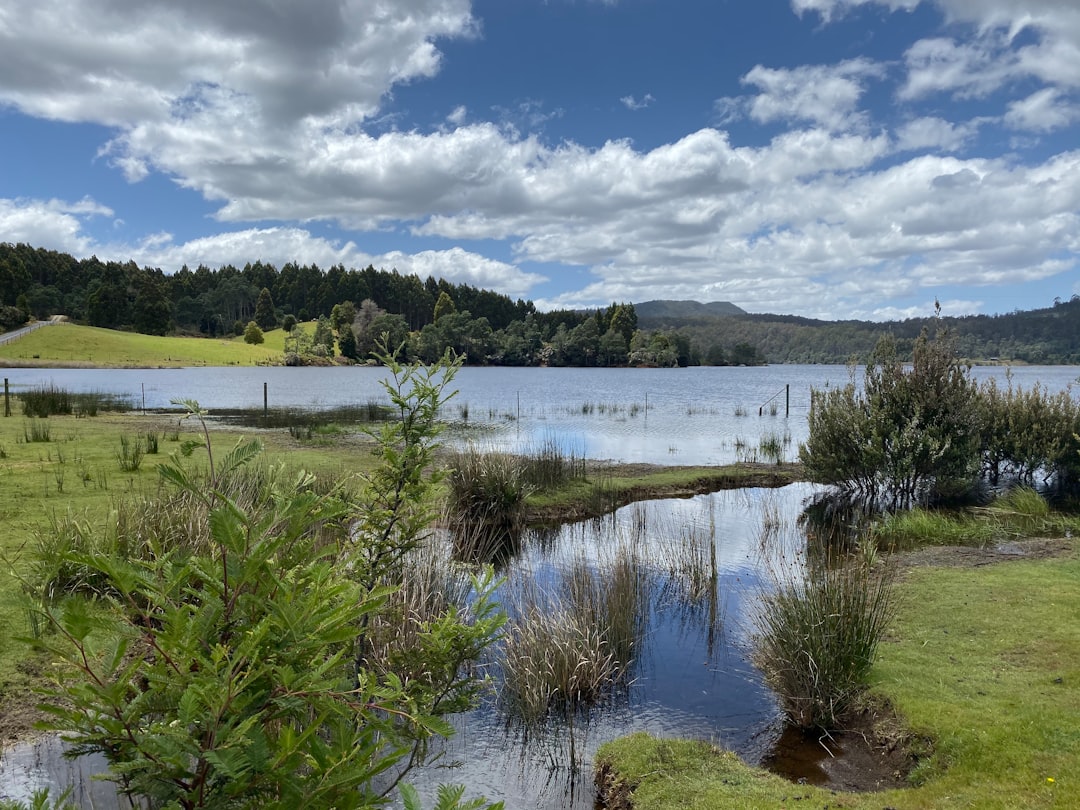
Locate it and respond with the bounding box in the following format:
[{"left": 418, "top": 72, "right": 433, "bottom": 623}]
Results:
[
  {"left": 445, "top": 446, "right": 532, "bottom": 562},
  {"left": 520, "top": 438, "right": 587, "bottom": 490},
  {"left": 499, "top": 547, "right": 649, "bottom": 728},
  {"left": 753, "top": 554, "right": 896, "bottom": 729}
]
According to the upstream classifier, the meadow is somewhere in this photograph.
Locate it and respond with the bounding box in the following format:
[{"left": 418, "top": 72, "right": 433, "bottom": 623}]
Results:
[{"left": 0, "top": 323, "right": 286, "bottom": 367}]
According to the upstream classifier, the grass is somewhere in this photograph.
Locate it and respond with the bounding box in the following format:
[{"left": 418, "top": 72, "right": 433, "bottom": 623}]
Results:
[
  {"left": 597, "top": 543, "right": 1080, "bottom": 808},
  {"left": 753, "top": 553, "right": 897, "bottom": 728},
  {"left": 499, "top": 545, "right": 648, "bottom": 729},
  {"left": 871, "top": 487, "right": 1080, "bottom": 550},
  {"left": 0, "top": 322, "right": 285, "bottom": 367}
]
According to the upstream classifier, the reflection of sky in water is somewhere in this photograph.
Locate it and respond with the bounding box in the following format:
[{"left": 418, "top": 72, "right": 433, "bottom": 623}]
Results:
[
  {"left": 401, "top": 483, "right": 821, "bottom": 810},
  {"left": 6, "top": 364, "right": 1076, "bottom": 466}
]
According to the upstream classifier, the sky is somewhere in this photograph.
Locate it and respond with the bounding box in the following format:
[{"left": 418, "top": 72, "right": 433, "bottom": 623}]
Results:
[{"left": 1, "top": 0, "right": 1079, "bottom": 321}]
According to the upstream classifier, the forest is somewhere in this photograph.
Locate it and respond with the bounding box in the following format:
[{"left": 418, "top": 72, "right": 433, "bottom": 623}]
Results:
[{"left": 1, "top": 241, "right": 1077, "bottom": 365}]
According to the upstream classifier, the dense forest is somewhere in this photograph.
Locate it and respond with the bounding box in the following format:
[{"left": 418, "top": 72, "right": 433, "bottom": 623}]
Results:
[{"left": 1, "top": 241, "right": 1077, "bottom": 365}]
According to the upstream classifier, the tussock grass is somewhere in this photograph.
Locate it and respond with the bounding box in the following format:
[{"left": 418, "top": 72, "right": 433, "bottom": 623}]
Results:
[
  {"left": 754, "top": 554, "right": 897, "bottom": 729},
  {"left": 444, "top": 446, "right": 532, "bottom": 562},
  {"left": 499, "top": 545, "right": 649, "bottom": 728}
]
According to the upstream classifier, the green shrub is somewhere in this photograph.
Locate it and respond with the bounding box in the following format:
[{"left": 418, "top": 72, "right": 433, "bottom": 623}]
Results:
[
  {"left": 29, "top": 352, "right": 504, "bottom": 810},
  {"left": 801, "top": 323, "right": 980, "bottom": 507}
]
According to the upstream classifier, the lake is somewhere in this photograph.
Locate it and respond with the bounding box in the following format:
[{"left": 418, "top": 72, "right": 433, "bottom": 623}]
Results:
[
  {"left": 4, "top": 364, "right": 1076, "bottom": 466},
  {"left": 1, "top": 363, "right": 1077, "bottom": 807}
]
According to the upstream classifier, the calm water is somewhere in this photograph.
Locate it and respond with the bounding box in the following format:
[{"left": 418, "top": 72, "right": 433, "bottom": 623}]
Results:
[
  {"left": 1, "top": 364, "right": 1077, "bottom": 806},
  {"left": 4, "top": 364, "right": 1076, "bottom": 466}
]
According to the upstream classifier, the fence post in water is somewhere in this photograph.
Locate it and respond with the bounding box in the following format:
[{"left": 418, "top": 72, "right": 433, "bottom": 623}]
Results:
[
  {"left": 264, "top": 382, "right": 268, "bottom": 416},
  {"left": 3, "top": 378, "right": 8, "bottom": 417},
  {"left": 142, "top": 383, "right": 146, "bottom": 414},
  {"left": 786, "top": 384, "right": 790, "bottom": 418}
]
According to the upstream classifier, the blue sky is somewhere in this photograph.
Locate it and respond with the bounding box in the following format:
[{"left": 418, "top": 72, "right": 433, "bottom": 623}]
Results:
[{"left": 1, "top": 0, "right": 1079, "bottom": 321}]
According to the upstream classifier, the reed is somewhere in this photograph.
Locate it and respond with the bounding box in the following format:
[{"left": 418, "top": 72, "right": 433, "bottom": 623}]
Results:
[
  {"left": 20, "top": 385, "right": 132, "bottom": 418},
  {"left": 24, "top": 418, "right": 51, "bottom": 443},
  {"left": 519, "top": 438, "right": 587, "bottom": 490},
  {"left": 445, "top": 446, "right": 532, "bottom": 562},
  {"left": 115, "top": 434, "right": 144, "bottom": 471},
  {"left": 753, "top": 553, "right": 896, "bottom": 729},
  {"left": 499, "top": 545, "right": 648, "bottom": 728}
]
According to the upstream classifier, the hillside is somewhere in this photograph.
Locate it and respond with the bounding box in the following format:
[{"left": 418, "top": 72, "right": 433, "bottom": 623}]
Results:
[{"left": 634, "top": 300, "right": 746, "bottom": 320}]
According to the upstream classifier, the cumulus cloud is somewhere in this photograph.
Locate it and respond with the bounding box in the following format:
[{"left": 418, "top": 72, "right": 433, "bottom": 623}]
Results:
[
  {"left": 895, "top": 116, "right": 980, "bottom": 151},
  {"left": 0, "top": 197, "right": 112, "bottom": 254},
  {"left": 740, "top": 60, "right": 886, "bottom": 130}
]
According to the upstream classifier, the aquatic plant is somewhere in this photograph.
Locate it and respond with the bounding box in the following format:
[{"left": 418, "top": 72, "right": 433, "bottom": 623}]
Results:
[
  {"left": 754, "top": 553, "right": 896, "bottom": 729},
  {"left": 444, "top": 446, "right": 532, "bottom": 562}
]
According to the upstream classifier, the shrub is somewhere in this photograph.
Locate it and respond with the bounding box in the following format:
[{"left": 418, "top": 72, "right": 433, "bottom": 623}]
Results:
[
  {"left": 243, "top": 319, "right": 264, "bottom": 344},
  {"left": 801, "top": 322, "right": 980, "bottom": 507},
  {"left": 29, "top": 352, "right": 504, "bottom": 810}
]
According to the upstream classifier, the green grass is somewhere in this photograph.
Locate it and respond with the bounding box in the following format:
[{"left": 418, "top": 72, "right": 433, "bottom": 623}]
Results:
[
  {"left": 597, "top": 544, "right": 1080, "bottom": 808},
  {"left": 0, "top": 323, "right": 285, "bottom": 367}
]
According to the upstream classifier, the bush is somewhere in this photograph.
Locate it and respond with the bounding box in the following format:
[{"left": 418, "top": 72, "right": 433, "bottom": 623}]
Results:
[
  {"left": 29, "top": 354, "right": 504, "bottom": 810},
  {"left": 243, "top": 320, "right": 264, "bottom": 344},
  {"left": 801, "top": 323, "right": 980, "bottom": 507}
]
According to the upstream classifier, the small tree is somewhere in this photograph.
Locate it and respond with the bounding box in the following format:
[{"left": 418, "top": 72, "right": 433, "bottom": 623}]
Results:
[
  {"left": 282, "top": 314, "right": 297, "bottom": 333},
  {"left": 243, "top": 320, "right": 264, "bottom": 344},
  {"left": 433, "top": 291, "right": 456, "bottom": 324},
  {"left": 801, "top": 318, "right": 980, "bottom": 507},
  {"left": 31, "top": 359, "right": 504, "bottom": 809}
]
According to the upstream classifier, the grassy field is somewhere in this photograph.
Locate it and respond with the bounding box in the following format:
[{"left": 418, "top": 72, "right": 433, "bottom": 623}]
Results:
[
  {"left": 0, "top": 322, "right": 290, "bottom": 367},
  {"left": 597, "top": 545, "right": 1080, "bottom": 809}
]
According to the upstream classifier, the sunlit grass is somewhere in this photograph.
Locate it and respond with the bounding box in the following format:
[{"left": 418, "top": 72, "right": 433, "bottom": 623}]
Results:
[{"left": 0, "top": 323, "right": 283, "bottom": 367}]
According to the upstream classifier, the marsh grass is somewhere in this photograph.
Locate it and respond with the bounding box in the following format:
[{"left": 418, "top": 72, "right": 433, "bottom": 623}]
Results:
[
  {"left": 871, "top": 508, "right": 996, "bottom": 550},
  {"left": 871, "top": 487, "right": 1080, "bottom": 551},
  {"left": 445, "top": 446, "right": 532, "bottom": 562},
  {"left": 499, "top": 544, "right": 649, "bottom": 730},
  {"left": 24, "top": 419, "right": 51, "bottom": 443},
  {"left": 519, "top": 438, "right": 587, "bottom": 490},
  {"left": 20, "top": 384, "right": 132, "bottom": 418},
  {"left": 116, "top": 434, "right": 144, "bottom": 471},
  {"left": 143, "top": 430, "right": 159, "bottom": 454},
  {"left": 754, "top": 552, "right": 896, "bottom": 729}
]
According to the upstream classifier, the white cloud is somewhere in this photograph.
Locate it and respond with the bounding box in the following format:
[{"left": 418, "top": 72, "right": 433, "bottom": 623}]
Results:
[
  {"left": 790, "top": 0, "right": 920, "bottom": 23},
  {"left": 0, "top": 0, "right": 477, "bottom": 135},
  {"left": 1004, "top": 87, "right": 1080, "bottom": 132},
  {"left": 895, "top": 116, "right": 980, "bottom": 151},
  {"left": 740, "top": 60, "right": 885, "bottom": 131},
  {"left": 620, "top": 93, "right": 654, "bottom": 111},
  {"left": 0, "top": 197, "right": 111, "bottom": 254}
]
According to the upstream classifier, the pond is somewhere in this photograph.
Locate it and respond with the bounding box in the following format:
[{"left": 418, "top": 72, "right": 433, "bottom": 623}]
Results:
[{"left": 0, "top": 483, "right": 820, "bottom": 809}]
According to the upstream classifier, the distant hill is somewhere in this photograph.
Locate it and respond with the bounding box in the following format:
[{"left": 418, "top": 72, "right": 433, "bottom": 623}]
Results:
[{"left": 634, "top": 300, "right": 746, "bottom": 320}]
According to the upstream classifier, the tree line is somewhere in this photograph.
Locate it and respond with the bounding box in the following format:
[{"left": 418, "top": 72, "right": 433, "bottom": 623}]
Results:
[
  {"left": 0, "top": 242, "right": 767, "bottom": 367},
  {"left": 639, "top": 296, "right": 1080, "bottom": 365}
]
